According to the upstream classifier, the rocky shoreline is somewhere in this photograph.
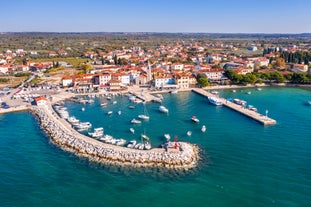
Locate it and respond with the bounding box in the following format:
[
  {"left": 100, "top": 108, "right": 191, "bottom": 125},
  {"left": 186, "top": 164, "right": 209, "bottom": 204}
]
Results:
[{"left": 31, "top": 105, "right": 200, "bottom": 170}]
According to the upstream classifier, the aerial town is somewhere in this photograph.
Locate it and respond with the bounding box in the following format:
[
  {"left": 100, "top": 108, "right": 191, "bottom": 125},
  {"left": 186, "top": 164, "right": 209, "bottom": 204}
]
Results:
[{"left": 0, "top": 33, "right": 311, "bottom": 97}]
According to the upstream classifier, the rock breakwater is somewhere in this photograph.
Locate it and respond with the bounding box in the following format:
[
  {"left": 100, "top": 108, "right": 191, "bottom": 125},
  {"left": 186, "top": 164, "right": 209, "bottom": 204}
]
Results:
[{"left": 31, "top": 105, "right": 200, "bottom": 170}]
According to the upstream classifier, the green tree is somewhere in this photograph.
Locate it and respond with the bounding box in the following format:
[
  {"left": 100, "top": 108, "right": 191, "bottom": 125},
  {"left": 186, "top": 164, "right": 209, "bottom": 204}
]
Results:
[{"left": 81, "top": 64, "right": 92, "bottom": 73}]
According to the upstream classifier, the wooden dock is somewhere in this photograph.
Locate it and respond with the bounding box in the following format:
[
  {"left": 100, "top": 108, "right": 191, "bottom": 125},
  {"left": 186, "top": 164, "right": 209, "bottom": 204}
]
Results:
[{"left": 192, "top": 88, "right": 276, "bottom": 126}]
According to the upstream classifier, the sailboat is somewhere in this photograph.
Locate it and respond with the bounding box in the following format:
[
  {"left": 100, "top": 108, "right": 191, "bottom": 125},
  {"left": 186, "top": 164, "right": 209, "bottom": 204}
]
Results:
[{"left": 138, "top": 102, "right": 150, "bottom": 120}]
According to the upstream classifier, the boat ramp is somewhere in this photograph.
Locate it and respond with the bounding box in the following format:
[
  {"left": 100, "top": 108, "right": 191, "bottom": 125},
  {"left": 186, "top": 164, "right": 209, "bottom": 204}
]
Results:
[{"left": 192, "top": 88, "right": 276, "bottom": 126}]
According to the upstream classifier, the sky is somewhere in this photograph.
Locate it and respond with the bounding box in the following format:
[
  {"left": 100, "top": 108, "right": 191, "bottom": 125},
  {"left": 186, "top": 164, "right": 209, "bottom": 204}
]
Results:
[{"left": 1, "top": 0, "right": 311, "bottom": 33}]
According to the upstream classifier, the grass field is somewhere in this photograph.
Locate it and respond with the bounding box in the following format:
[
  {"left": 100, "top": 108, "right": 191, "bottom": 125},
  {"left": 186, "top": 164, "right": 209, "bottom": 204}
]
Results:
[{"left": 31, "top": 57, "right": 91, "bottom": 67}]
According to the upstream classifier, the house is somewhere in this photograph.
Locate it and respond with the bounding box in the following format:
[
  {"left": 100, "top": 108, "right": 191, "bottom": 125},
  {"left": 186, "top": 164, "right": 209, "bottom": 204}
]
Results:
[
  {"left": 200, "top": 68, "right": 225, "bottom": 82},
  {"left": 109, "top": 79, "right": 121, "bottom": 91},
  {"left": 291, "top": 64, "right": 308, "bottom": 73},
  {"left": 35, "top": 97, "right": 47, "bottom": 106},
  {"left": 98, "top": 72, "right": 112, "bottom": 86},
  {"left": 136, "top": 73, "right": 148, "bottom": 85},
  {"left": 174, "top": 73, "right": 190, "bottom": 89},
  {"left": 154, "top": 74, "right": 174, "bottom": 88},
  {"left": 171, "top": 63, "right": 184, "bottom": 70},
  {"left": 62, "top": 76, "right": 73, "bottom": 87}
]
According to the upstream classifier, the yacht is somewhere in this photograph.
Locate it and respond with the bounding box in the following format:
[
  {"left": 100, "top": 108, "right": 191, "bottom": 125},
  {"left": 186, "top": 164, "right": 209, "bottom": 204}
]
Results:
[
  {"left": 138, "top": 114, "right": 150, "bottom": 120},
  {"left": 208, "top": 96, "right": 223, "bottom": 106},
  {"left": 191, "top": 116, "right": 200, "bottom": 123},
  {"left": 159, "top": 105, "right": 169, "bottom": 113}
]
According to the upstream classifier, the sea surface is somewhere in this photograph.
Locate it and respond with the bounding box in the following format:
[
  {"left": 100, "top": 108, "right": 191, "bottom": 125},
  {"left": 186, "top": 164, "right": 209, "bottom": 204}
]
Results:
[{"left": 0, "top": 87, "right": 310, "bottom": 207}]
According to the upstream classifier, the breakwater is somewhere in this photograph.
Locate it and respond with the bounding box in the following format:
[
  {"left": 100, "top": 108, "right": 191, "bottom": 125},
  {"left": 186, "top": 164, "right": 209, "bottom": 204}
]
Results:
[{"left": 31, "top": 105, "right": 200, "bottom": 170}]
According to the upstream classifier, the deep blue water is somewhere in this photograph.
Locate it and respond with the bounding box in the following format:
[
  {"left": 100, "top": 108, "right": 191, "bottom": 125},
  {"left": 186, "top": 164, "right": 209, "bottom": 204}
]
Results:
[{"left": 0, "top": 87, "right": 310, "bottom": 207}]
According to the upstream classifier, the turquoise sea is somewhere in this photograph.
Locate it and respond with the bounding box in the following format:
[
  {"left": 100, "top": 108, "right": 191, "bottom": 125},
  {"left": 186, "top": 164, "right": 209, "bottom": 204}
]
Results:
[{"left": 0, "top": 87, "right": 310, "bottom": 207}]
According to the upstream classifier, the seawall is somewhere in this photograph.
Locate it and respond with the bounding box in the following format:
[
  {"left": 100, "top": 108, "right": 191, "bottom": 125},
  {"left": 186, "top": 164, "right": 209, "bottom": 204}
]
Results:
[{"left": 31, "top": 104, "right": 200, "bottom": 170}]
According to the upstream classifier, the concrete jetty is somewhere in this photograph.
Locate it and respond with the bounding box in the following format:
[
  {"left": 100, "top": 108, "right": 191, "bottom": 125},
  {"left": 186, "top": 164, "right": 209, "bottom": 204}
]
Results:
[
  {"left": 31, "top": 104, "right": 199, "bottom": 169},
  {"left": 192, "top": 88, "right": 276, "bottom": 126},
  {"left": 128, "top": 86, "right": 162, "bottom": 103}
]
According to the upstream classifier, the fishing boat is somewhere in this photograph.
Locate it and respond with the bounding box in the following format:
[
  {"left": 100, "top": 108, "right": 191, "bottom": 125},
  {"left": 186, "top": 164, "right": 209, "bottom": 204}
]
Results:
[
  {"left": 201, "top": 125, "right": 206, "bottom": 133},
  {"left": 159, "top": 105, "right": 169, "bottom": 113},
  {"left": 187, "top": 131, "right": 192, "bottom": 136},
  {"left": 164, "top": 134, "right": 171, "bottom": 141},
  {"left": 129, "top": 128, "right": 135, "bottom": 133},
  {"left": 208, "top": 96, "right": 223, "bottom": 106},
  {"left": 191, "top": 116, "right": 200, "bottom": 123},
  {"left": 131, "top": 118, "right": 142, "bottom": 124}
]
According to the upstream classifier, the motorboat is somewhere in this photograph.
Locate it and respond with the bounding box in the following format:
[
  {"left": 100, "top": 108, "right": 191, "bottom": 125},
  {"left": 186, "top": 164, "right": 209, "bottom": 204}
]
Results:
[
  {"left": 164, "top": 134, "right": 171, "bottom": 141},
  {"left": 201, "top": 125, "right": 206, "bottom": 133},
  {"left": 88, "top": 127, "right": 104, "bottom": 138},
  {"left": 115, "top": 139, "right": 126, "bottom": 146},
  {"left": 159, "top": 105, "right": 169, "bottom": 113},
  {"left": 131, "top": 119, "right": 142, "bottom": 124},
  {"left": 233, "top": 98, "right": 247, "bottom": 106},
  {"left": 67, "top": 116, "right": 80, "bottom": 125},
  {"left": 211, "top": 90, "right": 219, "bottom": 95},
  {"left": 144, "top": 142, "right": 151, "bottom": 150},
  {"left": 170, "top": 90, "right": 178, "bottom": 94},
  {"left": 100, "top": 102, "right": 107, "bottom": 107},
  {"left": 118, "top": 110, "right": 122, "bottom": 115},
  {"left": 208, "top": 96, "right": 223, "bottom": 106},
  {"left": 75, "top": 122, "right": 92, "bottom": 131},
  {"left": 141, "top": 134, "right": 150, "bottom": 141},
  {"left": 107, "top": 111, "right": 113, "bottom": 115},
  {"left": 81, "top": 107, "right": 85, "bottom": 112},
  {"left": 113, "top": 101, "right": 117, "bottom": 105},
  {"left": 187, "top": 131, "right": 192, "bottom": 136},
  {"left": 127, "top": 140, "right": 137, "bottom": 148},
  {"left": 248, "top": 105, "right": 258, "bottom": 112},
  {"left": 129, "top": 128, "right": 135, "bottom": 133},
  {"left": 128, "top": 105, "right": 135, "bottom": 109},
  {"left": 307, "top": 101, "right": 311, "bottom": 105},
  {"left": 138, "top": 114, "right": 150, "bottom": 120},
  {"left": 191, "top": 116, "right": 200, "bottom": 123}
]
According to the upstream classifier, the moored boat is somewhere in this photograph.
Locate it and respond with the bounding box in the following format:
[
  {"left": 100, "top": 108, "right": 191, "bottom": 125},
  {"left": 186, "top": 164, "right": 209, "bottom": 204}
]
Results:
[
  {"left": 138, "top": 114, "right": 150, "bottom": 120},
  {"left": 164, "top": 133, "right": 171, "bottom": 141},
  {"left": 191, "top": 116, "right": 200, "bottom": 123},
  {"left": 201, "top": 125, "right": 206, "bottom": 133},
  {"left": 100, "top": 102, "right": 107, "bottom": 107},
  {"left": 208, "top": 96, "right": 223, "bottom": 106},
  {"left": 159, "top": 105, "right": 169, "bottom": 113},
  {"left": 187, "top": 131, "right": 192, "bottom": 136},
  {"left": 88, "top": 127, "right": 104, "bottom": 138},
  {"left": 129, "top": 128, "right": 135, "bottom": 133},
  {"left": 131, "top": 118, "right": 142, "bottom": 124}
]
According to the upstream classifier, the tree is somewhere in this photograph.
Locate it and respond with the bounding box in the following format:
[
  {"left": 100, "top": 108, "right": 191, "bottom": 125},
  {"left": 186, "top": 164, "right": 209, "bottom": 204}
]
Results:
[
  {"left": 275, "top": 57, "right": 285, "bottom": 69},
  {"left": 81, "top": 64, "right": 92, "bottom": 73},
  {"left": 197, "top": 77, "right": 210, "bottom": 87}
]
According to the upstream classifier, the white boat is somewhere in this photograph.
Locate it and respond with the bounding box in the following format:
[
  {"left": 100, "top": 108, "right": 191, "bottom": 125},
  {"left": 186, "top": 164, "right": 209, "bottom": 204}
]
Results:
[
  {"left": 107, "top": 111, "right": 113, "bottom": 115},
  {"left": 129, "top": 128, "right": 135, "bottom": 133},
  {"left": 127, "top": 140, "right": 137, "bottom": 148},
  {"left": 187, "top": 131, "right": 192, "bottom": 136},
  {"left": 246, "top": 91, "right": 251, "bottom": 95},
  {"left": 257, "top": 88, "right": 262, "bottom": 91},
  {"left": 113, "top": 101, "right": 117, "bottom": 104},
  {"left": 118, "top": 110, "right": 122, "bottom": 115},
  {"left": 99, "top": 134, "right": 114, "bottom": 143},
  {"left": 88, "top": 127, "right": 104, "bottom": 138},
  {"left": 67, "top": 116, "right": 80, "bottom": 124},
  {"left": 138, "top": 103, "right": 150, "bottom": 120},
  {"left": 307, "top": 101, "right": 311, "bottom": 105},
  {"left": 141, "top": 134, "right": 150, "bottom": 141},
  {"left": 201, "top": 125, "right": 206, "bottom": 133},
  {"left": 115, "top": 139, "right": 126, "bottom": 146},
  {"left": 232, "top": 89, "right": 236, "bottom": 93},
  {"left": 138, "top": 114, "right": 150, "bottom": 120},
  {"left": 191, "top": 116, "right": 200, "bottom": 123},
  {"left": 75, "top": 122, "right": 92, "bottom": 130},
  {"left": 131, "top": 118, "right": 142, "bottom": 124},
  {"left": 211, "top": 90, "right": 219, "bottom": 95},
  {"left": 248, "top": 105, "right": 258, "bottom": 112},
  {"left": 164, "top": 134, "right": 171, "bottom": 141},
  {"left": 159, "top": 105, "right": 169, "bottom": 113},
  {"left": 144, "top": 142, "right": 151, "bottom": 150},
  {"left": 170, "top": 90, "right": 178, "bottom": 94},
  {"left": 208, "top": 96, "right": 223, "bottom": 106},
  {"left": 81, "top": 107, "right": 85, "bottom": 112},
  {"left": 101, "top": 102, "right": 107, "bottom": 107}
]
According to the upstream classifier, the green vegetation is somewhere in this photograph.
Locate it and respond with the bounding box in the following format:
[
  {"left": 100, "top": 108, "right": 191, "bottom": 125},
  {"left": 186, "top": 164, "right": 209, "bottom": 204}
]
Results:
[
  {"left": 14, "top": 72, "right": 32, "bottom": 77},
  {"left": 0, "top": 78, "right": 10, "bottom": 83},
  {"left": 31, "top": 57, "right": 90, "bottom": 68},
  {"left": 196, "top": 73, "right": 210, "bottom": 87}
]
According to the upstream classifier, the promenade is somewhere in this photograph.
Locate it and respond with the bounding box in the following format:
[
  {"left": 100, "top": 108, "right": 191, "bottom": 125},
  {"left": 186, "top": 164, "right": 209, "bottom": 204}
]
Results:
[{"left": 192, "top": 88, "right": 277, "bottom": 126}]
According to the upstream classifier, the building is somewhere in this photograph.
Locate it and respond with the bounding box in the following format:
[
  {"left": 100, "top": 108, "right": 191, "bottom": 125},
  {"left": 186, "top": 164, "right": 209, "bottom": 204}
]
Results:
[
  {"left": 35, "top": 97, "right": 47, "bottom": 106},
  {"left": 154, "top": 74, "right": 174, "bottom": 88}
]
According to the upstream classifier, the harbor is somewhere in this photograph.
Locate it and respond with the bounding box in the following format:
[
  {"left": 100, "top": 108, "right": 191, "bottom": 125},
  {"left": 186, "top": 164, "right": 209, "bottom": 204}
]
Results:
[
  {"left": 31, "top": 103, "right": 200, "bottom": 169},
  {"left": 192, "top": 88, "right": 277, "bottom": 126}
]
